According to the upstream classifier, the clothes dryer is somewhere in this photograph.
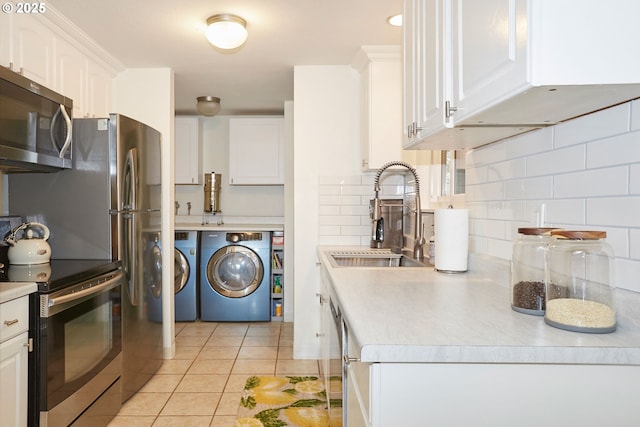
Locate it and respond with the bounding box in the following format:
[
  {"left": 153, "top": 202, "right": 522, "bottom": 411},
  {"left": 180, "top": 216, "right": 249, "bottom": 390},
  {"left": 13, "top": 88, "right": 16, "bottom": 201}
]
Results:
[{"left": 200, "top": 231, "right": 271, "bottom": 321}]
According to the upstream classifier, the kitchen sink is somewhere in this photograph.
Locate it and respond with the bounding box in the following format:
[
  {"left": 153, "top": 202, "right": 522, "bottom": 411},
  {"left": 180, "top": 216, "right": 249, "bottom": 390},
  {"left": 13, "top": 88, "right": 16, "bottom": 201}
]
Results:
[{"left": 329, "top": 250, "right": 428, "bottom": 268}]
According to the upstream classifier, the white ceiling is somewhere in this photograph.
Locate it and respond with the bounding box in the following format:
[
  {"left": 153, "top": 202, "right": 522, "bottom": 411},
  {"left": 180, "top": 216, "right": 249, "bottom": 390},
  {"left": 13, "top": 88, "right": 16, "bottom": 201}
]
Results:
[{"left": 48, "top": 0, "right": 403, "bottom": 115}]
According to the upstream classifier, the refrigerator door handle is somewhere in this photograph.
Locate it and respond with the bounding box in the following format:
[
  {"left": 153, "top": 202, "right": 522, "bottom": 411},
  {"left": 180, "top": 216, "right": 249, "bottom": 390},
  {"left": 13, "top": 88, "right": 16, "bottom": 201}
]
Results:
[
  {"left": 122, "top": 148, "right": 138, "bottom": 210},
  {"left": 122, "top": 148, "right": 139, "bottom": 306}
]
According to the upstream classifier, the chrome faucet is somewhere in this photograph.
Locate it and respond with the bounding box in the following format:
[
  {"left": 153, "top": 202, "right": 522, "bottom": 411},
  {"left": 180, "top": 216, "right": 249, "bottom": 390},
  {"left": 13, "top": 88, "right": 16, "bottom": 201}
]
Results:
[{"left": 371, "top": 161, "right": 425, "bottom": 261}]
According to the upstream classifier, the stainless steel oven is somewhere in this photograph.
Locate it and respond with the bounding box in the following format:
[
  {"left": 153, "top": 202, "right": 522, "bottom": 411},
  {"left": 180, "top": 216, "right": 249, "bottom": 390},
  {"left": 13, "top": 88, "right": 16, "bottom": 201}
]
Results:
[{"left": 28, "top": 261, "right": 123, "bottom": 427}]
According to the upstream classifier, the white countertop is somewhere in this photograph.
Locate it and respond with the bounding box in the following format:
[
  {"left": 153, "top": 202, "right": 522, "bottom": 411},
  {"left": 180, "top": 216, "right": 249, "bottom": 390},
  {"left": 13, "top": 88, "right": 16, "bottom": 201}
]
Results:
[
  {"left": 318, "top": 246, "right": 640, "bottom": 365},
  {"left": 175, "top": 223, "right": 283, "bottom": 232},
  {"left": 0, "top": 282, "right": 37, "bottom": 304},
  {"left": 175, "top": 215, "right": 283, "bottom": 232}
]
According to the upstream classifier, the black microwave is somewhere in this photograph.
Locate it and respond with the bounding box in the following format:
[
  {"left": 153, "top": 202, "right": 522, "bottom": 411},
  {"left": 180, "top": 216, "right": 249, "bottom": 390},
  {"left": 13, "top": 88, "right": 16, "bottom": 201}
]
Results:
[{"left": 0, "top": 66, "right": 72, "bottom": 172}]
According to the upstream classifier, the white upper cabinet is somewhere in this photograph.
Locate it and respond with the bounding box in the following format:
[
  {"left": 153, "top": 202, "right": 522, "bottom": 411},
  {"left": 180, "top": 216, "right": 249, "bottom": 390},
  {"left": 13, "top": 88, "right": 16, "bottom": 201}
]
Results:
[
  {"left": 55, "top": 36, "right": 86, "bottom": 118},
  {"left": 404, "top": 0, "right": 445, "bottom": 147},
  {"left": 229, "top": 117, "right": 284, "bottom": 185},
  {"left": 405, "top": 0, "right": 640, "bottom": 150},
  {"left": 353, "top": 46, "right": 403, "bottom": 171},
  {"left": 9, "top": 14, "right": 54, "bottom": 87},
  {"left": 86, "top": 59, "right": 113, "bottom": 118},
  {"left": 0, "top": 14, "right": 10, "bottom": 69},
  {"left": 1, "top": 9, "right": 117, "bottom": 118},
  {"left": 174, "top": 117, "right": 201, "bottom": 185}
]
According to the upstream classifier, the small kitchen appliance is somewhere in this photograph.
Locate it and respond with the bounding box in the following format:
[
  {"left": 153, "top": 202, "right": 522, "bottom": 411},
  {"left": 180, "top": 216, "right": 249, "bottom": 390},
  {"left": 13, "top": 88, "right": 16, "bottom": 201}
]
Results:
[
  {"left": 5, "top": 222, "right": 51, "bottom": 265},
  {"left": 0, "top": 66, "right": 72, "bottom": 172},
  {"left": 204, "top": 172, "right": 222, "bottom": 213}
]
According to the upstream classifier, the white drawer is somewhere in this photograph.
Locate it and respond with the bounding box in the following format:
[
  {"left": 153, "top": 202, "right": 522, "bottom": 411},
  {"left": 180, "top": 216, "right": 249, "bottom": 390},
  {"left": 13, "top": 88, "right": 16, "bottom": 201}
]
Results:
[{"left": 0, "top": 296, "right": 29, "bottom": 343}]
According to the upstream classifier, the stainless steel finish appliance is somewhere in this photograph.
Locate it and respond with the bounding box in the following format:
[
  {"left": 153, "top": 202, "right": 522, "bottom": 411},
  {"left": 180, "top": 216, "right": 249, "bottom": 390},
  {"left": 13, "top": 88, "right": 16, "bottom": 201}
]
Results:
[
  {"left": 9, "top": 114, "right": 164, "bottom": 402},
  {"left": 25, "top": 260, "right": 123, "bottom": 427},
  {"left": 204, "top": 172, "right": 222, "bottom": 213},
  {"left": 0, "top": 66, "right": 72, "bottom": 172}
]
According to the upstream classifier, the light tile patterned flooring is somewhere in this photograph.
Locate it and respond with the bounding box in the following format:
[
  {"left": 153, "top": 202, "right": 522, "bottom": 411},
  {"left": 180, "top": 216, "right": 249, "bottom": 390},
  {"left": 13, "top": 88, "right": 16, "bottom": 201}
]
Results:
[{"left": 108, "top": 321, "right": 320, "bottom": 427}]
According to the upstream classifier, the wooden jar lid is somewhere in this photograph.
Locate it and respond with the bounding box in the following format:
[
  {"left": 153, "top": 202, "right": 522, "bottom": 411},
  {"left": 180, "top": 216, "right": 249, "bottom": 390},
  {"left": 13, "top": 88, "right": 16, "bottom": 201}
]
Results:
[
  {"left": 550, "top": 230, "right": 606, "bottom": 240},
  {"left": 517, "top": 227, "right": 559, "bottom": 235}
]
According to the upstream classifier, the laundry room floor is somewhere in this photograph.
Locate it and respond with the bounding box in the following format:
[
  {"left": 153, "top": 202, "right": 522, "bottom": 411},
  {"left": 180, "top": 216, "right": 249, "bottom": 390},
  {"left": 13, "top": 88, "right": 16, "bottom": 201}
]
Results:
[{"left": 108, "top": 321, "right": 320, "bottom": 427}]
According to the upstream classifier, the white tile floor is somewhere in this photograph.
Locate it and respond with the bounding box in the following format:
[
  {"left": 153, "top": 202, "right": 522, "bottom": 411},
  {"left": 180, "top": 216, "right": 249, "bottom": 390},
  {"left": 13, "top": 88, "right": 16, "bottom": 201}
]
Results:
[{"left": 108, "top": 321, "right": 320, "bottom": 427}]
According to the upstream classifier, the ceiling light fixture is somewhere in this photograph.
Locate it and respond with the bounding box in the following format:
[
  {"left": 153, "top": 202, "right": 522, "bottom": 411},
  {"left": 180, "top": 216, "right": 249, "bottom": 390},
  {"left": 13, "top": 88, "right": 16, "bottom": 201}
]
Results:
[
  {"left": 386, "top": 14, "right": 403, "bottom": 27},
  {"left": 205, "top": 14, "right": 248, "bottom": 50},
  {"left": 196, "top": 96, "right": 221, "bottom": 116}
]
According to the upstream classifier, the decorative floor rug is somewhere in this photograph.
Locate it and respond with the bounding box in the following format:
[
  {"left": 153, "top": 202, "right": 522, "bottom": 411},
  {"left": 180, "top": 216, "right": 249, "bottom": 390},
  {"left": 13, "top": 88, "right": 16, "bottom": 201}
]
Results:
[{"left": 234, "top": 375, "right": 342, "bottom": 427}]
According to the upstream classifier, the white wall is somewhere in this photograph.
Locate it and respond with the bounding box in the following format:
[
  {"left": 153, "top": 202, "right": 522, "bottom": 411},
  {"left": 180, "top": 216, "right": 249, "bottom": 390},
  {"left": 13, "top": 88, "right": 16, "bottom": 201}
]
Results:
[
  {"left": 466, "top": 100, "right": 640, "bottom": 293},
  {"left": 174, "top": 115, "right": 285, "bottom": 219},
  {"left": 113, "top": 68, "right": 176, "bottom": 358},
  {"left": 293, "top": 65, "right": 360, "bottom": 358}
]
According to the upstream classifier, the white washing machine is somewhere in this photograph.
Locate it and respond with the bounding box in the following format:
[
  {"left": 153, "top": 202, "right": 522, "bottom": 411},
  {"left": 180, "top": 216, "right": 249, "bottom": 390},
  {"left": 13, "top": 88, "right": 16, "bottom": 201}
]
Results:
[{"left": 199, "top": 231, "right": 271, "bottom": 321}]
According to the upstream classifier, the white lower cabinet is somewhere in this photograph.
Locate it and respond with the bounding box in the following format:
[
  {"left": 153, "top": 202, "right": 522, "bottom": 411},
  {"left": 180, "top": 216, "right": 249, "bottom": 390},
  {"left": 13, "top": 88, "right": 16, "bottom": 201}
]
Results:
[
  {"left": 0, "top": 333, "right": 29, "bottom": 427},
  {"left": 0, "top": 295, "right": 29, "bottom": 427},
  {"left": 345, "top": 358, "right": 370, "bottom": 427},
  {"left": 346, "top": 362, "right": 640, "bottom": 426}
]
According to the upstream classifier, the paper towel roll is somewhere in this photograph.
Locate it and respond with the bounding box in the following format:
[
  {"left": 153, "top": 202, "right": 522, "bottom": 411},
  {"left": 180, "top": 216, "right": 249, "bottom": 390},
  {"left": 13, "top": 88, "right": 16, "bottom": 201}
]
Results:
[{"left": 434, "top": 208, "right": 469, "bottom": 273}]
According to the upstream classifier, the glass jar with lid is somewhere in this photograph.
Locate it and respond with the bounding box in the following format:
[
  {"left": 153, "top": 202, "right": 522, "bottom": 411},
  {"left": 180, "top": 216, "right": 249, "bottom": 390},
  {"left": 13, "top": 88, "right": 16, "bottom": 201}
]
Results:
[
  {"left": 511, "top": 227, "right": 558, "bottom": 315},
  {"left": 544, "top": 230, "right": 616, "bottom": 333}
]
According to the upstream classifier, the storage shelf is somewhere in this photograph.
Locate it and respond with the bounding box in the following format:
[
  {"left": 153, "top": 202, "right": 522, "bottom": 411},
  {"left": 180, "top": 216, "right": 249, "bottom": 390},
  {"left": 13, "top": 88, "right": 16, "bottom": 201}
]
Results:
[{"left": 271, "top": 232, "right": 285, "bottom": 319}]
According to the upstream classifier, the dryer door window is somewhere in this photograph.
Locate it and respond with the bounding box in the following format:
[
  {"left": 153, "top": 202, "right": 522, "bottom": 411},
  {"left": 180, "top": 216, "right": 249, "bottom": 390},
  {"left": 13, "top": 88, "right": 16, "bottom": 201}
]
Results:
[
  {"left": 174, "top": 248, "right": 190, "bottom": 294},
  {"left": 207, "top": 245, "right": 264, "bottom": 298}
]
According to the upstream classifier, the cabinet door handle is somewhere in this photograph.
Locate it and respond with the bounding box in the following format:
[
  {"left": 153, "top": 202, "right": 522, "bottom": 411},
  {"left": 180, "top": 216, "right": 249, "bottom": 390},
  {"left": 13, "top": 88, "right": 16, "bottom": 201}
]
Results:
[
  {"left": 407, "top": 122, "right": 423, "bottom": 139},
  {"left": 445, "top": 100, "right": 458, "bottom": 119},
  {"left": 4, "top": 318, "right": 19, "bottom": 326}
]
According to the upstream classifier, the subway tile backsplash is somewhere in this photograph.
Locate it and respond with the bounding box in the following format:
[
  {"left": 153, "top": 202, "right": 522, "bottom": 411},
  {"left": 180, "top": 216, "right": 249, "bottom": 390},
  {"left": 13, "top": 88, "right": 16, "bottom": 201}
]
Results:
[
  {"left": 316, "top": 101, "right": 639, "bottom": 292},
  {"left": 318, "top": 173, "right": 406, "bottom": 247},
  {"left": 467, "top": 99, "right": 640, "bottom": 292}
]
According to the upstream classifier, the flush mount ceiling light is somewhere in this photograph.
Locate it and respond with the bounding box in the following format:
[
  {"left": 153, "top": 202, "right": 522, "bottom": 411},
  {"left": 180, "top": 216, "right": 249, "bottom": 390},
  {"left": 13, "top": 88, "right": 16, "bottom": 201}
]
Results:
[
  {"left": 386, "top": 14, "right": 402, "bottom": 27},
  {"left": 205, "top": 14, "right": 248, "bottom": 50},
  {"left": 196, "top": 96, "right": 221, "bottom": 116}
]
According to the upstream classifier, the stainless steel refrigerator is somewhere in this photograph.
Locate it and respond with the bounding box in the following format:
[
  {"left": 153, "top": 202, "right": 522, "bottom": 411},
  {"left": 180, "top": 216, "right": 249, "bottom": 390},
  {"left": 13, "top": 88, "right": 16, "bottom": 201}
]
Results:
[{"left": 8, "top": 113, "right": 164, "bottom": 402}]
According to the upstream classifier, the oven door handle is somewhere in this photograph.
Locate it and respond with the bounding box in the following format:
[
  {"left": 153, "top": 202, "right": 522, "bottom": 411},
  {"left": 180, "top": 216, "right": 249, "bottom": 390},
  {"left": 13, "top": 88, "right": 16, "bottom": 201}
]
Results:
[{"left": 47, "top": 272, "right": 123, "bottom": 308}]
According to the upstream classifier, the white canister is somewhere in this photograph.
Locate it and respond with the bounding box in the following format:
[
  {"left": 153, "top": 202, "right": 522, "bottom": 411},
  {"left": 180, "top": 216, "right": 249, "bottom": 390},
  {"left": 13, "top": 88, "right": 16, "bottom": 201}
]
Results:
[{"left": 434, "top": 208, "right": 469, "bottom": 273}]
